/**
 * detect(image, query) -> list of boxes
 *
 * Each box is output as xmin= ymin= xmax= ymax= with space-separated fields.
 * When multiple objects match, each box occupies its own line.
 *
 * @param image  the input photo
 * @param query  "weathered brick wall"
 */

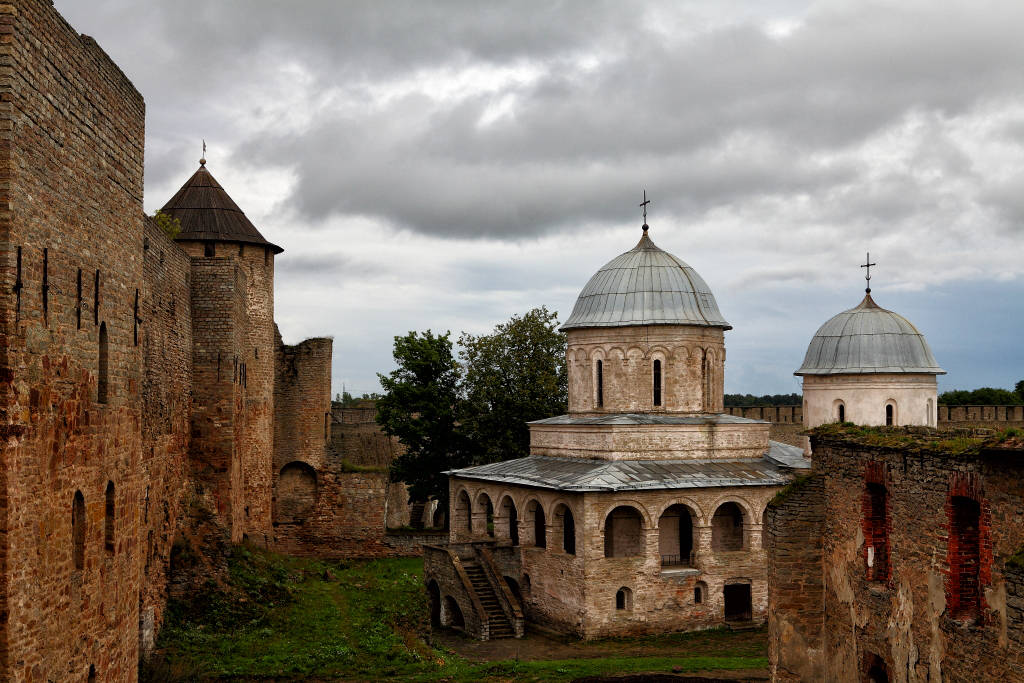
xmin=187 ymin=257 xmax=249 ymax=541
xmin=804 ymin=436 xmax=1024 ymax=682
xmin=765 ymin=474 xmax=824 ymax=682
xmin=0 ymin=1 xmax=146 ymax=680
xmin=273 ymin=468 xmax=421 ymax=558
xmin=273 ymin=335 xmax=331 ymax=472
xmin=138 ymin=218 xmax=194 ymax=657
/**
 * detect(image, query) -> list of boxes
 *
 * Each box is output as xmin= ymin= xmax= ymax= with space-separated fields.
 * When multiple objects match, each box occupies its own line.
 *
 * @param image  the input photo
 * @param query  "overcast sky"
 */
xmin=57 ymin=0 xmax=1024 ymax=398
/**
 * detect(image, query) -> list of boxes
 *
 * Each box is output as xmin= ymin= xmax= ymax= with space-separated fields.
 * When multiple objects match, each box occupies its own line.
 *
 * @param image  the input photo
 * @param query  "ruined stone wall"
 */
xmin=802 ymin=437 xmax=1024 ymax=682
xmin=0 ymin=1 xmax=147 ymax=679
xmin=330 ymin=408 xmax=404 ymax=468
xmin=765 ymin=474 xmax=824 ymax=682
xmin=447 ymin=477 xmax=781 ymax=639
xmin=138 ymin=218 xmax=194 ymax=657
xmin=273 ymin=335 xmax=332 ymax=473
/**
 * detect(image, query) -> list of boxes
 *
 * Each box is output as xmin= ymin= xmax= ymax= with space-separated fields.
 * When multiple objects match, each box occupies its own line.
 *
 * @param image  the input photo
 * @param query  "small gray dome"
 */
xmin=795 ymin=294 xmax=945 ymax=375
xmin=561 ymin=230 xmax=731 ymax=331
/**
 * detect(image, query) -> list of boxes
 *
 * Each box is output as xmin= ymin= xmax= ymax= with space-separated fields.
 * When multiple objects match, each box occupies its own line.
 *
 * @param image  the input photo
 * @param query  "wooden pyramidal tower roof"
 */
xmin=161 ymin=160 xmax=283 ymax=254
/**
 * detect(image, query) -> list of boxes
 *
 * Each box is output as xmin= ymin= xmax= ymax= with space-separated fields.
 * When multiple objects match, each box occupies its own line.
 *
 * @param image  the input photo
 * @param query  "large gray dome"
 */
xmin=561 ymin=230 xmax=731 ymax=331
xmin=795 ymin=293 xmax=944 ymax=376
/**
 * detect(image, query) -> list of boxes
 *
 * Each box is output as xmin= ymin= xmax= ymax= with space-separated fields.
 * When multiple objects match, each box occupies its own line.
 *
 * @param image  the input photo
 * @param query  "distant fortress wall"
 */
xmin=725 ymin=404 xmax=1024 ymax=425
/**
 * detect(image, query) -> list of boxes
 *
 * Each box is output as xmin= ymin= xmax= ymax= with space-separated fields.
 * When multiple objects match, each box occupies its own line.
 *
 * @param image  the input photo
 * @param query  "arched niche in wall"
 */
xmin=276 ymin=461 xmax=318 ymax=523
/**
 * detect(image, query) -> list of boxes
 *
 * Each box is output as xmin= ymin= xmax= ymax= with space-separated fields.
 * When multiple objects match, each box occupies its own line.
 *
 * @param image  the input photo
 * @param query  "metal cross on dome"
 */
xmin=640 ymin=190 xmax=651 ymax=231
xmin=861 ymin=252 xmax=877 ymax=293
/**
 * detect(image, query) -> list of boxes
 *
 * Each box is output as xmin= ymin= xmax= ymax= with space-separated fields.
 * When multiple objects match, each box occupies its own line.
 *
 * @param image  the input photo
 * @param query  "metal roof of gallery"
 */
xmin=448 ymin=441 xmax=809 ymax=492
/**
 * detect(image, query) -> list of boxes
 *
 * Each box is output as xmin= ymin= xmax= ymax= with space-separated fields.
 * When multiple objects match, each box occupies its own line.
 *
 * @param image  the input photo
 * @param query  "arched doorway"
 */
xmin=724 ymin=583 xmax=752 ymax=622
xmin=276 ymin=461 xmax=318 ymax=523
xmin=658 ymin=504 xmax=694 ymax=566
xmin=427 ymin=580 xmax=441 ymax=628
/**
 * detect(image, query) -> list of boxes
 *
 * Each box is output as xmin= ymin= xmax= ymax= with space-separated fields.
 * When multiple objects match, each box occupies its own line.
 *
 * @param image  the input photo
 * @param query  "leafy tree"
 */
xmin=939 ymin=387 xmax=1023 ymax=405
xmin=377 ymin=331 xmax=468 ymax=515
xmin=1017 ymin=380 xmax=1024 ymax=400
xmin=459 ymin=307 xmax=567 ymax=464
xmin=152 ymin=210 xmax=181 ymax=240
xmin=724 ymin=393 xmax=802 ymax=407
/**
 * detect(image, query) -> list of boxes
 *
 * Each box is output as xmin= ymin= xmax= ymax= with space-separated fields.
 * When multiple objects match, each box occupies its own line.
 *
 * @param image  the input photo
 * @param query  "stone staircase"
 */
xmin=462 ymin=562 xmax=515 ymax=639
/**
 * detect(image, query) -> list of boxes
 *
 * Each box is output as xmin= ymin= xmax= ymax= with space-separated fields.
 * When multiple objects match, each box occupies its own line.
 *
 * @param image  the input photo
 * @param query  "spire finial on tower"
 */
xmin=861 ymin=251 xmax=876 ymax=293
xmin=200 ymin=139 xmax=207 ymax=166
xmin=639 ymin=189 xmax=651 ymax=232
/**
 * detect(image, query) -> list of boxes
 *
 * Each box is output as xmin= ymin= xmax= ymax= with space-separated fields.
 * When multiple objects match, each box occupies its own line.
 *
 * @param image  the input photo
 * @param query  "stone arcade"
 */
xmin=424 ymin=222 xmax=810 ymax=639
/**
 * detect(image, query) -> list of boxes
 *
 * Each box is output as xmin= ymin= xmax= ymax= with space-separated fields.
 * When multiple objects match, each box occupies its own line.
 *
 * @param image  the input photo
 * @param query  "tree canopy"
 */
xmin=459 ymin=306 xmax=567 ymax=464
xmin=376 ymin=308 xmax=568 ymax=517
xmin=724 ymin=393 xmax=802 ymax=407
xmin=939 ymin=384 xmax=1024 ymax=406
xmin=376 ymin=330 xmax=469 ymax=511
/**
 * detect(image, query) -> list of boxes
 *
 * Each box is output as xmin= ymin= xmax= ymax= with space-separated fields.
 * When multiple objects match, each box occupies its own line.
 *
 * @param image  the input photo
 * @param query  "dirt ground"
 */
xmin=430 ymin=627 xmax=769 ymax=681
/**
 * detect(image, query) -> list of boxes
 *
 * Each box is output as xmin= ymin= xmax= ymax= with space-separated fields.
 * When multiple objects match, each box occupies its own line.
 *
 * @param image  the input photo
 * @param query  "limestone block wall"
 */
xmin=801 ymin=373 xmax=938 ymax=428
xmin=780 ymin=436 xmax=1024 ymax=682
xmin=566 ymin=326 xmax=725 ymax=414
xmin=446 ymin=477 xmax=782 ymax=638
xmin=528 ymin=421 xmax=770 ymax=460
xmin=0 ymin=1 xmax=148 ymax=680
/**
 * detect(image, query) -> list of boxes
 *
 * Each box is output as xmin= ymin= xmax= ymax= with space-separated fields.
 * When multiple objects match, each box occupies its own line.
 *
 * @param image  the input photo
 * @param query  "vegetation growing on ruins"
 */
xmin=145 ymin=546 xmax=767 ymax=681
xmin=768 ymin=473 xmax=816 ymax=508
xmin=151 ymin=210 xmax=182 ymax=240
xmin=811 ymin=423 xmax=1024 ymax=455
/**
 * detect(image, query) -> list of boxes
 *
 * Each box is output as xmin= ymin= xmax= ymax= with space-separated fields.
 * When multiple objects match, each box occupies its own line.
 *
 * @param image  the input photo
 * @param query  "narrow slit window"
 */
xmin=76 ymin=269 xmax=83 ymax=329
xmin=42 ymin=248 xmax=49 ymax=324
xmin=596 ymin=360 xmax=604 ymax=407
xmin=653 ymin=359 xmax=662 ymax=407
xmin=838 ymin=403 xmax=845 ymax=423
xmin=885 ymin=404 xmax=894 ymax=426
xmin=94 ymin=270 xmax=100 ymax=325
xmin=14 ymin=246 xmax=22 ymax=321
xmin=98 ymin=322 xmax=109 ymax=404
xmin=204 ymin=243 xmax=215 ymax=257
xmin=104 ymin=481 xmax=115 ymax=554
xmin=73 ymin=491 xmax=86 ymax=571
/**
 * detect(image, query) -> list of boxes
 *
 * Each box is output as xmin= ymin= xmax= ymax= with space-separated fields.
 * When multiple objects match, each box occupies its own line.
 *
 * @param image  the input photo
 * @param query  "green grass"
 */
xmin=148 ymin=546 xmax=766 ymax=681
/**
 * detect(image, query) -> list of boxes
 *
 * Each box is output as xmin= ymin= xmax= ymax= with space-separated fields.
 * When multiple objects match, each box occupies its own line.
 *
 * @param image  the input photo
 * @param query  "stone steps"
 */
xmin=463 ymin=563 xmax=515 ymax=638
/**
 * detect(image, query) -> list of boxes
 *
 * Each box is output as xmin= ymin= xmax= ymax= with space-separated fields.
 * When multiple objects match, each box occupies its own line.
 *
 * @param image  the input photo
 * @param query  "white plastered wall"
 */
xmin=802 ymin=373 xmax=938 ymax=428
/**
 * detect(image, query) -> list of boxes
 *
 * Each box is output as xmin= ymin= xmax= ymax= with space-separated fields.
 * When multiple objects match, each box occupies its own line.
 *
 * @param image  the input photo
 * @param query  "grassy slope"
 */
xmin=149 ymin=546 xmax=766 ymax=681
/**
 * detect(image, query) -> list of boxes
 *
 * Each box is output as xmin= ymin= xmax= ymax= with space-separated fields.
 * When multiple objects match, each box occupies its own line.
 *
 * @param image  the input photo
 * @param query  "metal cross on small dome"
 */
xmin=861 ymin=252 xmax=877 ymax=293
xmin=200 ymin=139 xmax=207 ymax=166
xmin=640 ymin=190 xmax=651 ymax=232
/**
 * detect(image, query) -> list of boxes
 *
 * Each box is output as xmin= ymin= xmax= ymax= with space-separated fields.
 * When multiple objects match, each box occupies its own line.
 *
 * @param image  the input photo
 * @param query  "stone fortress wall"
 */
xmin=0 ymin=2 xmax=395 ymax=679
xmin=0 ymin=2 xmax=151 ymax=679
xmin=766 ymin=433 xmax=1024 ymax=682
xmin=726 ymin=404 xmax=1024 ymax=449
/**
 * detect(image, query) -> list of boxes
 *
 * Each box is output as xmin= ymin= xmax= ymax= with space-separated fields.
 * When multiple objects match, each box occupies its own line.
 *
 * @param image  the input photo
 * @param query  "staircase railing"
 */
xmin=475 ymin=545 xmax=525 ymax=638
